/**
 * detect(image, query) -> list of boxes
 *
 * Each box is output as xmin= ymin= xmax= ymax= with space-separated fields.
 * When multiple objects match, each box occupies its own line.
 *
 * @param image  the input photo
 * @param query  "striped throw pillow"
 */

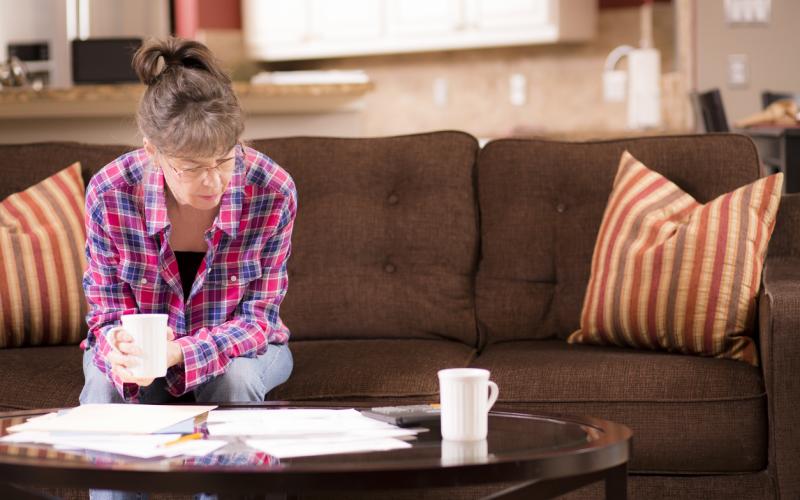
xmin=0 ymin=162 xmax=87 ymax=348
xmin=568 ymin=151 xmax=783 ymax=365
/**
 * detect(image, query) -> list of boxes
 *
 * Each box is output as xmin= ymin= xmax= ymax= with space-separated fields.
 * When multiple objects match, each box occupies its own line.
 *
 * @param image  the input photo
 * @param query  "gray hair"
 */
xmin=132 ymin=36 xmax=243 ymax=159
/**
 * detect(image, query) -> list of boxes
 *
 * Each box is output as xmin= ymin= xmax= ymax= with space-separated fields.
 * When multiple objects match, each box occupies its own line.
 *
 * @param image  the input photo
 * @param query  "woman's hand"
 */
xmin=167 ymin=329 xmax=184 ymax=369
xmin=108 ymin=326 xmax=180 ymax=387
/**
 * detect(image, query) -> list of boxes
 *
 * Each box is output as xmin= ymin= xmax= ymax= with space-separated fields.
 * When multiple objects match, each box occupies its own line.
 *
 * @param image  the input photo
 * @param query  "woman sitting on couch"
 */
xmin=79 ymin=37 xmax=296 ymax=407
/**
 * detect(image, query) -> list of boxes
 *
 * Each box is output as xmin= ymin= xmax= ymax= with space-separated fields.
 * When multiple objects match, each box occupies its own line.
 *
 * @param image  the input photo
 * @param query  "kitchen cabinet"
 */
xmin=309 ymin=0 xmax=382 ymax=41
xmin=386 ymin=0 xmax=463 ymax=38
xmin=248 ymin=3 xmax=307 ymax=46
xmin=243 ymin=0 xmax=596 ymax=62
xmin=466 ymin=0 xmax=549 ymax=31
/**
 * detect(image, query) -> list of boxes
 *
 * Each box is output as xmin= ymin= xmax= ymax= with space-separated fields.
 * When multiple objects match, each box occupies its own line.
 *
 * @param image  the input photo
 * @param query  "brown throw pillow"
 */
xmin=0 ymin=162 xmax=87 ymax=347
xmin=568 ymin=151 xmax=783 ymax=365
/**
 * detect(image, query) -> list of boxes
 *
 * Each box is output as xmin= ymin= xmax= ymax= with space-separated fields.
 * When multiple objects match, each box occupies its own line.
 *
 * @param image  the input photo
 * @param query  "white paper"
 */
xmin=53 ymin=434 xmax=182 ymax=458
xmin=7 ymin=404 xmax=216 ymax=435
xmin=54 ymin=439 xmax=226 ymax=459
xmin=206 ymin=408 xmax=362 ymax=423
xmin=246 ymin=437 xmax=411 ymax=459
xmin=3 ymin=431 xmax=226 ymax=459
xmin=206 ymin=409 xmax=414 ymax=437
xmin=0 ymin=431 xmax=58 ymax=444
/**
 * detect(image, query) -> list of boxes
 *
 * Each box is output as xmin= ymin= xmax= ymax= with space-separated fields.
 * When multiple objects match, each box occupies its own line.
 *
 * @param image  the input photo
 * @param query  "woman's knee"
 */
xmin=194 ymin=358 xmax=266 ymax=403
xmin=263 ymin=344 xmax=292 ymax=394
xmin=80 ymin=350 xmax=123 ymax=405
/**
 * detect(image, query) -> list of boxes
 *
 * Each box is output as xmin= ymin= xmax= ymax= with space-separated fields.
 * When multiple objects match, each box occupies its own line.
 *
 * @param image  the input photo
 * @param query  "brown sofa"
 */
xmin=0 ymin=132 xmax=798 ymax=499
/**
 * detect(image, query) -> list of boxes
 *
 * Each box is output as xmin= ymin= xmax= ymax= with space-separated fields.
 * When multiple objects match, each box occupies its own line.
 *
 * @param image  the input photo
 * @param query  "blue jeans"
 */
xmin=80 ymin=343 xmax=293 ymax=500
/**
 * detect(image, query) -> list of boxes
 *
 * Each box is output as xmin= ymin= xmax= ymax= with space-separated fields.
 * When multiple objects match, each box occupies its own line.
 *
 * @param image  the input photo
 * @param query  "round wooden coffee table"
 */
xmin=0 ymin=404 xmax=631 ymax=499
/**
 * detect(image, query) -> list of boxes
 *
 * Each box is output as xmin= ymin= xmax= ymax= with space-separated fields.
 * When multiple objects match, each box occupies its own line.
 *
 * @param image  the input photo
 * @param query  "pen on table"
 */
xmin=161 ymin=432 xmax=203 ymax=448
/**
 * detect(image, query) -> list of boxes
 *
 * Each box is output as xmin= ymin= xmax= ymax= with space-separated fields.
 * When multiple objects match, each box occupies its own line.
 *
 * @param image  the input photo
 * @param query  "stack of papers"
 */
xmin=1 ymin=406 xmax=421 ymax=460
xmin=1 ymin=431 xmax=225 ymax=459
xmin=6 ymin=404 xmax=215 ymax=434
xmin=208 ymin=409 xmax=419 ymax=459
xmin=1 ymin=404 xmax=223 ymax=459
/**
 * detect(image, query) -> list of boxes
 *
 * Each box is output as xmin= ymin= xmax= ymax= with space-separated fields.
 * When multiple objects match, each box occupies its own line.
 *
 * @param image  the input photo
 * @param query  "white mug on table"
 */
xmin=438 ymin=368 xmax=499 ymax=441
xmin=108 ymin=314 xmax=168 ymax=378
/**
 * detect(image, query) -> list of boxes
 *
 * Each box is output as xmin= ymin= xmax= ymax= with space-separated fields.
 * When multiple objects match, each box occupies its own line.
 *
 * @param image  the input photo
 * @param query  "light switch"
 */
xmin=724 ymin=0 xmax=771 ymax=24
xmin=728 ymin=54 xmax=748 ymax=87
xmin=433 ymin=77 xmax=448 ymax=107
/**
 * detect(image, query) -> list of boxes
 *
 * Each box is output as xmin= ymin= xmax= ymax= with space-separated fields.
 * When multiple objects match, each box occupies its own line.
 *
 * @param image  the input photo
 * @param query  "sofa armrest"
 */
xmin=759 ymin=257 xmax=800 ymax=499
xmin=767 ymin=193 xmax=800 ymax=259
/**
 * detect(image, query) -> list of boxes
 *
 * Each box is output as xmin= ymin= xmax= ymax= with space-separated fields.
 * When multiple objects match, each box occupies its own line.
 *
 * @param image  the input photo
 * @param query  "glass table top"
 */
xmin=0 ymin=407 xmax=613 ymax=474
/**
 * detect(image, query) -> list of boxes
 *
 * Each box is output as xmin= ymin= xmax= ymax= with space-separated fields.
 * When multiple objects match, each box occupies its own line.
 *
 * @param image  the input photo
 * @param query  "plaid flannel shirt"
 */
xmin=81 ymin=145 xmax=296 ymax=402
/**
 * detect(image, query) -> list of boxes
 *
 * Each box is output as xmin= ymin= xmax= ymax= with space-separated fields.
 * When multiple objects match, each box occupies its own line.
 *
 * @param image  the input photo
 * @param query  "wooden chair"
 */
xmin=691 ymin=88 xmax=730 ymax=133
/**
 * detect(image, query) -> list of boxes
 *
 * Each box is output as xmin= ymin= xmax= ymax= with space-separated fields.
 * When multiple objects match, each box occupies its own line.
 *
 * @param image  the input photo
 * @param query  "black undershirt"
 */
xmin=174 ymin=251 xmax=205 ymax=301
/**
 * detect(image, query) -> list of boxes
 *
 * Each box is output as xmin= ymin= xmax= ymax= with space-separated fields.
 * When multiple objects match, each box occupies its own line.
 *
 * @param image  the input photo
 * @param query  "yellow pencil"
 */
xmin=161 ymin=432 xmax=203 ymax=448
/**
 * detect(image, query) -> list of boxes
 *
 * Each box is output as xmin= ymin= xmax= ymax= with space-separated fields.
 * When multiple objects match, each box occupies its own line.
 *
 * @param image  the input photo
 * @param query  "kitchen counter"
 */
xmin=0 ymin=82 xmax=374 ymax=118
xmin=0 ymin=82 xmax=374 ymax=143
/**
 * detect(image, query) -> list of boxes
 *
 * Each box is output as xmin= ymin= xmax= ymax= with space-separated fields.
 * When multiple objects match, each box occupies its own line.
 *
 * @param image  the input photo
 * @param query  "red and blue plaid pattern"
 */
xmin=81 ymin=145 xmax=296 ymax=402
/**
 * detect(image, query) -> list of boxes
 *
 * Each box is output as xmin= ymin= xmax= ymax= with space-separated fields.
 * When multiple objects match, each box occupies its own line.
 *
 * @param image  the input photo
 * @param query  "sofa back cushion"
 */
xmin=0 ymin=142 xmax=131 ymax=201
xmin=251 ymin=132 xmax=480 ymax=345
xmin=475 ymin=134 xmax=762 ymax=345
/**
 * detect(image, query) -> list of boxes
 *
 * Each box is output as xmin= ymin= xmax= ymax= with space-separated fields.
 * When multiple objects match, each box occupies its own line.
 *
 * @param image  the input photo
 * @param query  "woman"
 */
xmin=80 ymin=37 xmax=295 ymax=408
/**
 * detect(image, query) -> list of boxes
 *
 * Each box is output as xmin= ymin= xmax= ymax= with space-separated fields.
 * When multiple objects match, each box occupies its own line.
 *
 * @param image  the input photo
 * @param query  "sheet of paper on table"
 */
xmin=6 ymin=404 xmax=217 ymax=435
xmin=206 ymin=408 xmax=420 ymax=438
xmin=0 ymin=431 xmax=227 ymax=459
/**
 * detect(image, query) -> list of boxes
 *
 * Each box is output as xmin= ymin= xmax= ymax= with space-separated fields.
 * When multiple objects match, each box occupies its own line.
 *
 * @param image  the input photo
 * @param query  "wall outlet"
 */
xmin=509 ymin=73 xmax=526 ymax=106
xmin=433 ymin=77 xmax=448 ymax=107
xmin=728 ymin=54 xmax=749 ymax=87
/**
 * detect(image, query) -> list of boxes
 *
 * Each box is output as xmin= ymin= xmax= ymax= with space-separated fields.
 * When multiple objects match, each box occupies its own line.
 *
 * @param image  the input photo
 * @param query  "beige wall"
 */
xmin=255 ymin=4 xmax=682 ymax=139
xmin=696 ymin=0 xmax=800 ymax=125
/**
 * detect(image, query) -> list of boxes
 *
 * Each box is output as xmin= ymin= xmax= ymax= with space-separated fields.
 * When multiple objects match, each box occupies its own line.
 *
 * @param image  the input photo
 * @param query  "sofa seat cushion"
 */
xmin=271 ymin=339 xmax=476 ymax=401
xmin=0 ymin=346 xmax=83 ymax=411
xmin=471 ymin=340 xmax=766 ymax=474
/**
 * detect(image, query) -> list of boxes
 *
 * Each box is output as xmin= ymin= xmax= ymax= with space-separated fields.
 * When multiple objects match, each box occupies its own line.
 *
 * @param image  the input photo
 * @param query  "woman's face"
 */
xmin=146 ymin=140 xmax=237 ymax=210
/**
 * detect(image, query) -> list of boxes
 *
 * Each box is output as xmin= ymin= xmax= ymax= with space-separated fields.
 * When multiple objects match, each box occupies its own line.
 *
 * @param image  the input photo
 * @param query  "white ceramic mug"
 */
xmin=438 ymin=368 xmax=499 ymax=441
xmin=109 ymin=314 xmax=168 ymax=378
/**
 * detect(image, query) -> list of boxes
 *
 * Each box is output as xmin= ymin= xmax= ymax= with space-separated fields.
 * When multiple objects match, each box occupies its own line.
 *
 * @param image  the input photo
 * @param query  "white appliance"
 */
xmin=601 ymin=1 xmax=661 ymax=130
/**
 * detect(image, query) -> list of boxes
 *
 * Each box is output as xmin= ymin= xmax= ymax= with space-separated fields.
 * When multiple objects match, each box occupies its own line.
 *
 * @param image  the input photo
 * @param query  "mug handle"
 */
xmin=487 ymin=381 xmax=499 ymax=411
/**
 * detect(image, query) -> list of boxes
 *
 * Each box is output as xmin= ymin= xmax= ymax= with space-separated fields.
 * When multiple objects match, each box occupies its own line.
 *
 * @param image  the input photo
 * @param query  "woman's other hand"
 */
xmin=166 ymin=327 xmax=184 ymax=368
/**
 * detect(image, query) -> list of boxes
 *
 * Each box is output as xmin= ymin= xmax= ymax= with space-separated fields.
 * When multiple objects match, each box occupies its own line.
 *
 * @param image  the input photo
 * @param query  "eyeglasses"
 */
xmin=159 ymin=145 xmax=239 ymax=181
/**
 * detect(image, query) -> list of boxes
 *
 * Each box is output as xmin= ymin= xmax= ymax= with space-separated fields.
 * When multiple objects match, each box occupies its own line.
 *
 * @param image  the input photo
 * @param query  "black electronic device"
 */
xmin=360 ymin=404 xmax=441 ymax=427
xmin=71 ymin=38 xmax=142 ymax=84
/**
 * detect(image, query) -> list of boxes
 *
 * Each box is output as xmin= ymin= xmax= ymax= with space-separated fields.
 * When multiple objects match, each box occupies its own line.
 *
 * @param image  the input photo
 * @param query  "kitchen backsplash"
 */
xmin=203 ymin=3 xmax=688 ymax=139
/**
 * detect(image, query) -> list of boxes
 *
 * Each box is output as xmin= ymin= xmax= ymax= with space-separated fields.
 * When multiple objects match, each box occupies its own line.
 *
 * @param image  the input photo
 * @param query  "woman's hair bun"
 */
xmin=132 ymin=36 xmax=230 ymax=86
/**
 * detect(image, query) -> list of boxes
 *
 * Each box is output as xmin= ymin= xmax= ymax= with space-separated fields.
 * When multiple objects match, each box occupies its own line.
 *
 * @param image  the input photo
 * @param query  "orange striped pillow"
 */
xmin=568 ymin=151 xmax=783 ymax=365
xmin=0 ymin=162 xmax=87 ymax=348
